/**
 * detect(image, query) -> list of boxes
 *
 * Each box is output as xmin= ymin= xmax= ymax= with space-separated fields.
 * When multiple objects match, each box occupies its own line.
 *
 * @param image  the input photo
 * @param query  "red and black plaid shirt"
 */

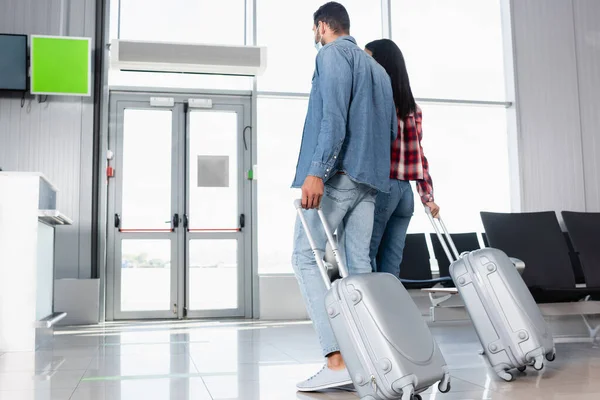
xmin=390 ymin=106 xmax=434 ymax=204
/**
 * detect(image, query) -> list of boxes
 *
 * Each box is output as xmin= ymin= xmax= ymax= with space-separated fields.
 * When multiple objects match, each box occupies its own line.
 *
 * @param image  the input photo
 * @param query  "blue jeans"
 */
xmin=369 ymin=180 xmax=415 ymax=276
xmin=292 ymin=174 xmax=377 ymax=357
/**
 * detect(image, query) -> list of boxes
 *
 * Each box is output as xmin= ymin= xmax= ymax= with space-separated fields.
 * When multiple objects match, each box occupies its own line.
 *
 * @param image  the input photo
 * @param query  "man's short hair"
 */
xmin=313 ymin=2 xmax=350 ymax=34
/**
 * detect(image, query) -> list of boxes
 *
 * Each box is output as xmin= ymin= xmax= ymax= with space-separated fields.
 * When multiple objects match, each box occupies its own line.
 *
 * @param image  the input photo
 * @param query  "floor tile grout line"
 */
xmin=80 ymin=373 xmax=208 ymax=382
xmin=269 ymin=343 xmax=309 ymax=364
xmin=65 ymin=369 xmax=87 ymax=400
xmin=198 ymin=375 xmax=216 ymax=400
xmin=447 ymin=375 xmax=491 ymax=392
xmin=267 ymin=341 xmax=328 ymax=365
xmin=61 ymin=340 xmax=98 ymax=400
xmin=187 ymin=347 xmax=216 ymax=399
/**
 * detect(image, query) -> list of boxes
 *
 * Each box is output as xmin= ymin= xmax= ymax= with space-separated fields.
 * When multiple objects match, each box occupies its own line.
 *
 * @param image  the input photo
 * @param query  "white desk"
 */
xmin=0 ymin=172 xmax=71 ymax=351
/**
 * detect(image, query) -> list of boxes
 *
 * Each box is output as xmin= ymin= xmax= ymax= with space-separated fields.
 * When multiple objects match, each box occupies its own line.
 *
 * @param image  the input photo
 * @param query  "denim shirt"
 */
xmin=292 ymin=36 xmax=397 ymax=193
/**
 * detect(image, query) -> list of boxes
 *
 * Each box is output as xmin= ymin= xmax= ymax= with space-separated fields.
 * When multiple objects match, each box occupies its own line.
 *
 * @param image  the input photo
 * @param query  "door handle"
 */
xmin=239 ymin=214 xmax=245 ymax=229
xmin=114 ymin=213 xmax=121 ymax=229
xmin=183 ymin=214 xmax=189 ymax=229
xmin=172 ymin=213 xmax=179 ymax=229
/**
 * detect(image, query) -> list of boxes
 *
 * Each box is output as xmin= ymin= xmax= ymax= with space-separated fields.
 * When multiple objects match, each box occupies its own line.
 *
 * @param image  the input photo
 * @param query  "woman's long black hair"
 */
xmin=365 ymin=39 xmax=416 ymax=120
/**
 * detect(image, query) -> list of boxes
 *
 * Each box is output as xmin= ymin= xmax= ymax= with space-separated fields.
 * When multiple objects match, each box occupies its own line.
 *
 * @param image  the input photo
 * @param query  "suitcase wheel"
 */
xmin=517 ymin=366 xmax=527 ymax=373
xmin=438 ymin=381 xmax=451 ymax=393
xmin=401 ymin=385 xmax=414 ymax=400
xmin=413 ymin=395 xmax=422 ymax=400
xmin=546 ymin=352 xmax=556 ymax=362
xmin=533 ymin=355 xmax=544 ymax=371
xmin=498 ymin=371 xmax=514 ymax=382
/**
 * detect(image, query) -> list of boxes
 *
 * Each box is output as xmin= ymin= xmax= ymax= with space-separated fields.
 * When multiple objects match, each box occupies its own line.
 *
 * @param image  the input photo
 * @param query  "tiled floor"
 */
xmin=0 ymin=320 xmax=599 ymax=399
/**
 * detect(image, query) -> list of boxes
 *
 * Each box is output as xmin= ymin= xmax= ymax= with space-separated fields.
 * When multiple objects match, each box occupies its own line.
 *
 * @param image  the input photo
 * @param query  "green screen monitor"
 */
xmin=30 ymin=35 xmax=92 ymax=96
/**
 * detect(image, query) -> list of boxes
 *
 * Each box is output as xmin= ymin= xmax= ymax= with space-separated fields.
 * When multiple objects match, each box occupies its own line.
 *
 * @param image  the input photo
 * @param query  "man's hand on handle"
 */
xmin=426 ymin=201 xmax=440 ymax=219
xmin=301 ymin=176 xmax=324 ymax=209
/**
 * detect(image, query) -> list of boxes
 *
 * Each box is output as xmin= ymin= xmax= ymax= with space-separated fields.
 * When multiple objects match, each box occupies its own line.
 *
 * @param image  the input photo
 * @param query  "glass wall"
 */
xmin=118 ymin=0 xmax=245 ymax=45
xmin=255 ymin=0 xmax=510 ymax=273
xmin=390 ymin=0 xmax=506 ymax=101
xmin=256 ymin=98 xmax=307 ymax=272
xmin=405 ymin=104 xmax=510 ymax=234
xmin=110 ymin=0 xmax=512 ymax=274
xmin=108 ymin=0 xmax=252 ymax=90
xmin=256 ymin=0 xmax=383 ymax=93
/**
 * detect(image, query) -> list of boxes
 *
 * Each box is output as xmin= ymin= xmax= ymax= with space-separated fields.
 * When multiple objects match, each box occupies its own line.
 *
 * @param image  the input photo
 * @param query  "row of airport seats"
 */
xmin=398 ymin=232 xmax=488 ymax=289
xmin=481 ymin=211 xmax=600 ymax=302
xmin=398 ymin=211 xmax=600 ymax=303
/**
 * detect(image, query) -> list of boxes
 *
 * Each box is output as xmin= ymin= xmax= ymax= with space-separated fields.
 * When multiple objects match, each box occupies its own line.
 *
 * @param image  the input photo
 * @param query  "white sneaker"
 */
xmin=296 ymin=365 xmax=353 ymax=392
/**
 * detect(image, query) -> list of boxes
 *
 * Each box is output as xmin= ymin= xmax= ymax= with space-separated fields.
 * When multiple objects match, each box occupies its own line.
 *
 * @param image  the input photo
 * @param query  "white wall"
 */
xmin=511 ymin=0 xmax=600 ymax=213
xmin=573 ymin=0 xmax=600 ymax=211
xmin=259 ymin=275 xmax=308 ymax=320
xmin=0 ymin=0 xmax=98 ymax=278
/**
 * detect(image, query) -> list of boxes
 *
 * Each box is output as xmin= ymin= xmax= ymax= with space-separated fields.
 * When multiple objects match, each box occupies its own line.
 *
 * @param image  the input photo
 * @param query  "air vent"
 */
xmin=110 ymin=39 xmax=267 ymax=76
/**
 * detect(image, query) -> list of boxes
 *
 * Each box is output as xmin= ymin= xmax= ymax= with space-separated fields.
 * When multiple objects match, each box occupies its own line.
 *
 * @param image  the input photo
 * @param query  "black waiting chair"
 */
xmin=562 ymin=211 xmax=600 ymax=288
xmin=430 ymin=232 xmax=482 ymax=287
xmin=482 ymin=232 xmax=490 ymax=248
xmin=398 ymin=234 xmax=452 ymax=289
xmin=480 ymin=211 xmax=600 ymax=303
xmin=329 ymin=233 xmax=443 ymax=288
xmin=563 ymin=232 xmax=586 ymax=285
xmin=398 ymin=234 xmax=435 ymax=288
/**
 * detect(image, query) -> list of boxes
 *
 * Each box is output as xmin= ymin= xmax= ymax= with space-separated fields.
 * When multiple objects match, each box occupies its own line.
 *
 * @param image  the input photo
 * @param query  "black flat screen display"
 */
xmin=0 ymin=34 xmax=28 ymax=91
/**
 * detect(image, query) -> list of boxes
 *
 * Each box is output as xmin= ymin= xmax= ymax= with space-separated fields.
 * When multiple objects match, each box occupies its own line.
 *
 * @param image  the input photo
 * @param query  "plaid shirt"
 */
xmin=390 ymin=106 xmax=434 ymax=204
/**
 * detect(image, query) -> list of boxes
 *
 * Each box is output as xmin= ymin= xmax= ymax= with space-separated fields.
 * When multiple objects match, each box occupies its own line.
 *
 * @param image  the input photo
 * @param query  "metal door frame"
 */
xmin=106 ymin=91 xmax=253 ymax=320
xmin=183 ymin=103 xmax=249 ymax=319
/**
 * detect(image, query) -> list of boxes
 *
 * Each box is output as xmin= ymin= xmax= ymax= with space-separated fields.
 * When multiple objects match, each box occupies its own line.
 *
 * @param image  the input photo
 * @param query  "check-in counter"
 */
xmin=0 ymin=172 xmax=71 ymax=351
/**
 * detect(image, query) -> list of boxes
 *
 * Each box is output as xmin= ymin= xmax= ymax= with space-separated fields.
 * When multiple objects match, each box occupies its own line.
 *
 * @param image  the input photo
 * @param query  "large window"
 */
xmin=391 ymin=0 xmax=506 ymax=101
xmin=257 ymin=98 xmax=307 ymax=273
xmin=406 ymin=104 xmax=511 ymax=234
xmin=389 ymin=0 xmax=511 ymax=235
xmin=109 ymin=0 xmax=513 ymax=275
xmin=255 ymin=1 xmax=385 ymax=273
xmin=255 ymin=0 xmax=511 ymax=274
xmin=109 ymin=0 xmax=251 ymax=90
xmin=256 ymin=0 xmax=383 ymax=93
xmin=117 ymin=0 xmax=245 ymax=45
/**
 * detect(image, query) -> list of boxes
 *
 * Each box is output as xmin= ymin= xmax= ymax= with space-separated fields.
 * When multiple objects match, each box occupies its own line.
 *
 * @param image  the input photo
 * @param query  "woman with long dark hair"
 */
xmin=365 ymin=39 xmax=440 ymax=276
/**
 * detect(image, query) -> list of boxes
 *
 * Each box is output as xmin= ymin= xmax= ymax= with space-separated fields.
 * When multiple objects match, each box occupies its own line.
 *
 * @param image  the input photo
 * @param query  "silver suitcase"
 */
xmin=427 ymin=209 xmax=556 ymax=381
xmin=295 ymin=200 xmax=451 ymax=400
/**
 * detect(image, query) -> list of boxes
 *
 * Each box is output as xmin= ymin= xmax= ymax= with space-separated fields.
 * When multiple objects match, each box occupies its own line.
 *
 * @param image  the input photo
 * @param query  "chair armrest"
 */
xmin=421 ymin=288 xmax=459 ymax=294
xmin=509 ymin=257 xmax=526 ymax=274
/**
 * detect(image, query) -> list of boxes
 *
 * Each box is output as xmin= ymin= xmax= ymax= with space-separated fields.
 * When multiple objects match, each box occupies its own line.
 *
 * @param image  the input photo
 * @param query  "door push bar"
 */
xmin=114 ymin=213 xmax=176 ymax=233
xmin=115 ymin=213 xmax=246 ymax=233
xmin=185 ymin=213 xmax=245 ymax=232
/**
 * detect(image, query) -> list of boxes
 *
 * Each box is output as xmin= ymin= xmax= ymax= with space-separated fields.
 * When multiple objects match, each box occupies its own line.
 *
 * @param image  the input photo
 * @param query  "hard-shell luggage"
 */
xmin=426 ymin=208 xmax=556 ymax=381
xmin=295 ymin=200 xmax=451 ymax=400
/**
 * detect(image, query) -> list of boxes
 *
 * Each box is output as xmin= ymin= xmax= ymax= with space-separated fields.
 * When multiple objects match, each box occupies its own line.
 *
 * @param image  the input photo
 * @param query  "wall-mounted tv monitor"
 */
xmin=30 ymin=35 xmax=92 ymax=96
xmin=0 ymin=34 xmax=28 ymax=91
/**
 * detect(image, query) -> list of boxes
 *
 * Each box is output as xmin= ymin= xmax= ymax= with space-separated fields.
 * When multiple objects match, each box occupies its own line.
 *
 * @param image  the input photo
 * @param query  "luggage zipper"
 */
xmin=335 ymin=283 xmax=387 ymax=398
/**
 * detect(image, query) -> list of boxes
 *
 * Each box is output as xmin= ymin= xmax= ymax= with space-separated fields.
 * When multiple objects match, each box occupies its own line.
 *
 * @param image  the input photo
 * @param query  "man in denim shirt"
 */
xmin=292 ymin=2 xmax=397 ymax=392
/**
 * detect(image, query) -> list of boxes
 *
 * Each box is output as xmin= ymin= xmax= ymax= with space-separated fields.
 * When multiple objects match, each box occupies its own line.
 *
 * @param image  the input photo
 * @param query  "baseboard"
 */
xmin=259 ymin=274 xmax=308 ymax=320
xmin=54 ymin=279 xmax=100 ymax=325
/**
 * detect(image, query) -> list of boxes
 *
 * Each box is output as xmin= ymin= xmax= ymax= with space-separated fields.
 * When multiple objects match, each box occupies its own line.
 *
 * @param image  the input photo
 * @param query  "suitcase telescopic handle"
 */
xmin=425 ymin=206 xmax=461 ymax=263
xmin=425 ymin=208 xmax=526 ymax=274
xmin=294 ymin=200 xmax=350 ymax=288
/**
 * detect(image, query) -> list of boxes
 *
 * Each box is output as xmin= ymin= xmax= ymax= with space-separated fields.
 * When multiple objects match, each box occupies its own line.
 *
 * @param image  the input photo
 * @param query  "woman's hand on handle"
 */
xmin=425 ymin=201 xmax=440 ymax=219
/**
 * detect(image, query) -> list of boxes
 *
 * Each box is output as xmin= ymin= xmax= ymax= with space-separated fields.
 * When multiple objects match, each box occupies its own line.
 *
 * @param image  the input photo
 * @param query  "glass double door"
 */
xmin=108 ymin=93 xmax=252 ymax=320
